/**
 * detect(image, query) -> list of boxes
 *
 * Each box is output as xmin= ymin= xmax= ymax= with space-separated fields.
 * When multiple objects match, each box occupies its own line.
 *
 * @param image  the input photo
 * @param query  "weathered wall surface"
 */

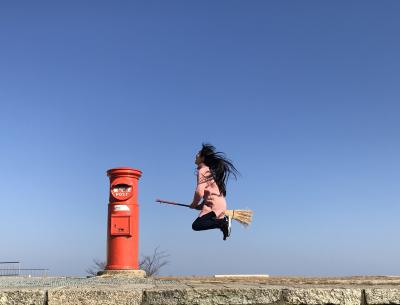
xmin=1 ymin=276 xmax=400 ymax=305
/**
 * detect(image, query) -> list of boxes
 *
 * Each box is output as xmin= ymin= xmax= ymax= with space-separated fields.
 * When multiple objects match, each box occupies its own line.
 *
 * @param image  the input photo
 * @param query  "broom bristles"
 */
xmin=225 ymin=209 xmax=253 ymax=227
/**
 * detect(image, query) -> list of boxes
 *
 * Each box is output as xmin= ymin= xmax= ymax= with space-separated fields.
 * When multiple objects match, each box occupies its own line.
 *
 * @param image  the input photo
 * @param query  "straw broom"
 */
xmin=224 ymin=209 xmax=253 ymax=227
xmin=155 ymin=199 xmax=253 ymax=226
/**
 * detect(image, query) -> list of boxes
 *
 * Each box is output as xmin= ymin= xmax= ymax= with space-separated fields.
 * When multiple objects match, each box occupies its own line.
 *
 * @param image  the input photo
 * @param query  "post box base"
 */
xmin=97 ymin=269 xmax=146 ymax=278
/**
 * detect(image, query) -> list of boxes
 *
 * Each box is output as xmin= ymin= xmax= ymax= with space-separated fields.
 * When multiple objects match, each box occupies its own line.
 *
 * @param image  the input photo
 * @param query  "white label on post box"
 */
xmin=114 ymin=205 xmax=130 ymax=211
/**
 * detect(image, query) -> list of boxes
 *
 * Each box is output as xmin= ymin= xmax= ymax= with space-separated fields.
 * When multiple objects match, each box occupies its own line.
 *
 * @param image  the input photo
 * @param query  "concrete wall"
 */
xmin=1 ymin=276 xmax=400 ymax=305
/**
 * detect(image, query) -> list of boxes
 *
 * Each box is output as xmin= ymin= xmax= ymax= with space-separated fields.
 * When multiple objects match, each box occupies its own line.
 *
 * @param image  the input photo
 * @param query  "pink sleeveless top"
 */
xmin=191 ymin=163 xmax=227 ymax=219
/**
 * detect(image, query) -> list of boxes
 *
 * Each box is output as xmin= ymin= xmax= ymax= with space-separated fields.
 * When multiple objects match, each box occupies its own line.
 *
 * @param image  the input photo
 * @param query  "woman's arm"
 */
xmin=193 ymin=201 xmax=205 ymax=210
xmin=189 ymin=167 xmax=210 ymax=208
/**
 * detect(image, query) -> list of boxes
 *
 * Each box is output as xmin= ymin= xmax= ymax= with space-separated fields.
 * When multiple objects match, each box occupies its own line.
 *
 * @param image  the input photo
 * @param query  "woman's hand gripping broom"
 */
xmin=155 ymin=199 xmax=253 ymax=226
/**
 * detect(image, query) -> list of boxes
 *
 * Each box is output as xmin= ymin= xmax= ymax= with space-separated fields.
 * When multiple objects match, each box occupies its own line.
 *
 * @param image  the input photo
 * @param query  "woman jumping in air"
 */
xmin=190 ymin=143 xmax=239 ymax=240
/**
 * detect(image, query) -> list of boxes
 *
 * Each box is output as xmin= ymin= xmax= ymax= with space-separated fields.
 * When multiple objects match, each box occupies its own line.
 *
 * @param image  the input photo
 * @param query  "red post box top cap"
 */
xmin=107 ymin=167 xmax=142 ymax=177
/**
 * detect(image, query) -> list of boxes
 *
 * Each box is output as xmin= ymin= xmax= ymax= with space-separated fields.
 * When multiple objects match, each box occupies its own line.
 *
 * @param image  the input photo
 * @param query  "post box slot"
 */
xmin=111 ymin=184 xmax=133 ymax=199
xmin=111 ymin=216 xmax=131 ymax=236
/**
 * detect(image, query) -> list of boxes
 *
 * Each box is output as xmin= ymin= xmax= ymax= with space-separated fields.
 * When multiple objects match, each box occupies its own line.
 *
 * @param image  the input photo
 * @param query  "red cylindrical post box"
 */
xmin=105 ymin=167 xmax=142 ymax=270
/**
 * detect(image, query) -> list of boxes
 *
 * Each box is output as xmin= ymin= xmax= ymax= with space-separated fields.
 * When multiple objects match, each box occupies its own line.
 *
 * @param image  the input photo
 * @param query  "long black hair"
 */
xmin=198 ymin=143 xmax=239 ymax=196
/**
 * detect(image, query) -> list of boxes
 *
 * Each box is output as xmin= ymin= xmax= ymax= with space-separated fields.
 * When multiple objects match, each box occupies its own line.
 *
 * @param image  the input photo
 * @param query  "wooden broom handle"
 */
xmin=155 ymin=199 xmax=191 ymax=208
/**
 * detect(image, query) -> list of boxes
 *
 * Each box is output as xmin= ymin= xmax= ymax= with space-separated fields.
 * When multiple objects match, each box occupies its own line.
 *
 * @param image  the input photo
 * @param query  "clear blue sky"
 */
xmin=1 ymin=1 xmax=399 ymax=276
